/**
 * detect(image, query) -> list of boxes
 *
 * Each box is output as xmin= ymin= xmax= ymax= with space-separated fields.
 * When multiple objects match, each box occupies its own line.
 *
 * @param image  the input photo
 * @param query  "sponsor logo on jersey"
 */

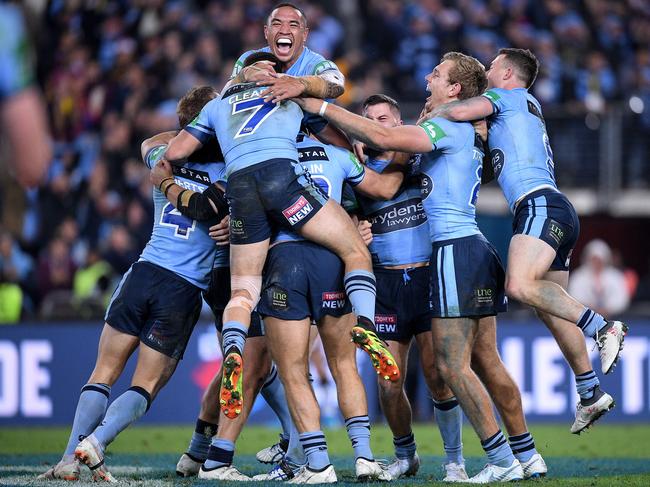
xmin=322 ymin=291 xmax=346 ymax=309
xmin=420 ymin=174 xmax=434 ymax=199
xmin=313 ymin=60 xmax=338 ymax=76
xmin=483 ymin=90 xmax=501 ymax=102
xmin=299 ymin=146 xmax=329 ymax=162
xmin=282 ymin=196 xmax=314 ymax=225
xmin=375 ymin=314 xmax=397 ymax=334
xmin=419 ymin=120 xmax=447 ymax=145
xmin=367 ymin=198 xmax=427 ymax=234
xmin=172 ymin=165 xmax=212 ymax=185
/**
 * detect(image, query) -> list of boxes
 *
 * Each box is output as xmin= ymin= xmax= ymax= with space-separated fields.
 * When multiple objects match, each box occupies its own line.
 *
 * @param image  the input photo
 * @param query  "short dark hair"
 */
xmin=177 ymin=86 xmax=218 ymax=127
xmin=498 ymin=48 xmax=539 ymax=88
xmin=362 ymin=94 xmax=401 ymax=115
xmin=441 ymin=52 xmax=488 ymax=99
xmin=267 ymin=2 xmax=308 ymax=28
xmin=243 ymin=51 xmax=283 ymax=72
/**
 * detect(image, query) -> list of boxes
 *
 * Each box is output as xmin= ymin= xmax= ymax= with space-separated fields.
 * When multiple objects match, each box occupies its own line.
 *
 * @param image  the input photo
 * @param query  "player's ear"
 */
xmin=263 ymin=24 xmax=269 ymax=42
xmin=449 ymin=82 xmax=461 ymax=98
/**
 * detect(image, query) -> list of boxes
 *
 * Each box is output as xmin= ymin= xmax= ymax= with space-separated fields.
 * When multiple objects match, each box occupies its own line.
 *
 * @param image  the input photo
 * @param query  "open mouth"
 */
xmin=275 ymin=37 xmax=293 ymax=56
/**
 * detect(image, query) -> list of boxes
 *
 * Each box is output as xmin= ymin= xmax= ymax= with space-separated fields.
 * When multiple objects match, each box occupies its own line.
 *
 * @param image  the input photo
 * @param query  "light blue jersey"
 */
xmin=482 ymin=88 xmax=558 ymax=211
xmin=0 ymin=4 xmax=33 ymax=100
xmin=232 ymin=46 xmax=342 ymax=133
xmin=140 ymin=145 xmax=224 ymax=289
xmin=186 ymin=84 xmax=302 ymax=177
xmin=418 ymin=118 xmax=484 ymax=242
xmin=274 ymin=134 xmax=365 ymax=244
xmin=356 ymin=156 xmax=430 ymax=267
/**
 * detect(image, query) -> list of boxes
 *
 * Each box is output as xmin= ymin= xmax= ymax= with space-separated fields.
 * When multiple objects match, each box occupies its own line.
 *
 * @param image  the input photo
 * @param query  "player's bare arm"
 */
xmin=140 ymin=131 xmax=177 ymax=160
xmin=165 ymin=130 xmax=203 ymax=162
xmin=260 ymin=74 xmax=344 ymax=103
xmin=355 ymin=152 xmax=410 ymax=200
xmin=427 ymin=96 xmax=494 ymax=122
xmin=295 ymin=97 xmax=433 ymax=154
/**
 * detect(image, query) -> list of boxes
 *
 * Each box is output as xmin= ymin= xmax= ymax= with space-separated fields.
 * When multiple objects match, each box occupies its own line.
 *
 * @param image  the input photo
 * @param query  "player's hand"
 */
xmin=150 ymin=159 xmax=173 ymax=187
xmin=241 ymin=61 xmax=277 ymax=83
xmin=472 ymin=119 xmax=488 ymax=142
xmin=357 ymin=219 xmax=373 ymax=246
xmin=353 ymin=142 xmax=368 ymax=164
xmin=259 ymin=75 xmax=305 ymax=103
xmin=209 ymin=215 xmax=230 ymax=246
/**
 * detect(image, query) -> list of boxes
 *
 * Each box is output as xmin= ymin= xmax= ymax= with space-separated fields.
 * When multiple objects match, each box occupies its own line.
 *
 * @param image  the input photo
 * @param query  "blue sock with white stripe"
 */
xmin=261 ymin=364 xmax=293 ymax=441
xmin=481 ymin=430 xmax=515 ymax=468
xmin=344 ymin=270 xmax=376 ymax=325
xmin=93 ymin=386 xmax=150 ymax=449
xmin=575 ymin=370 xmax=600 ymax=400
xmin=433 ymin=397 xmax=464 ymax=465
xmin=204 ymin=438 xmax=235 ymax=469
xmin=576 ymin=307 xmax=607 ymax=338
xmin=299 ymin=431 xmax=331 ymax=470
xmin=187 ymin=419 xmax=218 ymax=461
xmin=393 ymin=432 xmax=417 ymax=460
xmin=345 ymin=415 xmax=373 ymax=460
xmin=63 ymin=383 xmax=111 ymax=458
xmin=508 ymin=432 xmax=538 ymax=463
xmin=222 ymin=321 xmax=248 ymax=355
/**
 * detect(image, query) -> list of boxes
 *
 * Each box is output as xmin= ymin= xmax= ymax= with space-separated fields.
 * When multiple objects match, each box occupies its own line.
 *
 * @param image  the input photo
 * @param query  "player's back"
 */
xmin=141 ymin=145 xmax=224 ymax=290
xmin=419 ymin=118 xmax=483 ymax=242
xmin=273 ymin=134 xmax=364 ymax=244
xmin=482 ymin=87 xmax=558 ymax=211
xmin=191 ymin=83 xmax=303 ymax=177
xmin=357 ymin=156 xmax=430 ymax=267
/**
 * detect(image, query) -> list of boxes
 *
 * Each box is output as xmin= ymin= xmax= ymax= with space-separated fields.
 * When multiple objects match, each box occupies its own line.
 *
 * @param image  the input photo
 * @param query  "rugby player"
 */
xmin=294 ymin=52 xmax=544 ymax=482
xmin=254 ymin=131 xmax=404 ymax=484
xmin=352 ymin=94 xmax=465 ymax=481
xmin=423 ymin=48 xmax=626 ymax=433
xmin=38 ymin=86 xmax=223 ymax=482
xmin=164 ymin=52 xmax=399 ymax=426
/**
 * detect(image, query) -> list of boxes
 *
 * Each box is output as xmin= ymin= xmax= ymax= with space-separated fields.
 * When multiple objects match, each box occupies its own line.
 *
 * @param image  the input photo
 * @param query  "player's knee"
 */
xmin=505 ymin=276 xmax=528 ymax=302
xmin=378 ymin=376 xmax=404 ymax=398
xmin=225 ymin=275 xmax=262 ymax=313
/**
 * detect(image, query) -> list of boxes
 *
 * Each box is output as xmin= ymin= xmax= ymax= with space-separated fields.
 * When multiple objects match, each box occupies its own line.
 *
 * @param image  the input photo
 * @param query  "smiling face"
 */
xmin=264 ymin=6 xmax=309 ymax=67
xmin=424 ymin=59 xmax=458 ymax=108
xmin=363 ymin=102 xmax=402 ymax=128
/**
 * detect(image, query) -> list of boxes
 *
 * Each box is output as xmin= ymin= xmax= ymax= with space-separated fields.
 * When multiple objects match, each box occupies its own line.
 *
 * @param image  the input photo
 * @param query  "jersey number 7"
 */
xmin=232 ymin=97 xmax=279 ymax=138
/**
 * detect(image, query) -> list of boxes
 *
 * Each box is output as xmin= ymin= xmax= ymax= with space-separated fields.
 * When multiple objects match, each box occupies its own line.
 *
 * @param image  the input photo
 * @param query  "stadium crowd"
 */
xmin=0 ymin=0 xmax=649 ymax=322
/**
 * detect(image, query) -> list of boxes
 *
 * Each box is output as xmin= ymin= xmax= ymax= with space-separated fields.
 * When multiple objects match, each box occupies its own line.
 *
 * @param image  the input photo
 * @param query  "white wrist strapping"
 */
xmin=318 ymin=101 xmax=329 ymax=117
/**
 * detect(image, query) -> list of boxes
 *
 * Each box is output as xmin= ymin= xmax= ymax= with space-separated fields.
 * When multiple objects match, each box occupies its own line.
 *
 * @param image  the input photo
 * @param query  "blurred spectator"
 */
xmin=37 ymin=237 xmax=76 ymax=305
xmin=0 ymin=268 xmax=23 ymax=323
xmin=102 ymin=224 xmax=139 ymax=276
xmin=569 ymin=239 xmax=630 ymax=317
xmin=73 ymin=248 xmax=114 ymax=311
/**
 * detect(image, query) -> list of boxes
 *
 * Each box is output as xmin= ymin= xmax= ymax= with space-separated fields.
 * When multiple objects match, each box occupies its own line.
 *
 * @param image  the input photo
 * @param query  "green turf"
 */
xmin=1 ymin=424 xmax=649 ymax=485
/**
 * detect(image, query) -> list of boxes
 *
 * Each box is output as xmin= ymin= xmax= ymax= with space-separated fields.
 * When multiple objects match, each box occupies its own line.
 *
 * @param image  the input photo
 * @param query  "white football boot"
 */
xmin=355 ymin=458 xmax=391 ymax=481
xmin=520 ymin=453 xmax=548 ymax=479
xmin=287 ymin=465 xmax=337 ymax=484
xmin=37 ymin=457 xmax=80 ymax=481
xmin=256 ymin=439 xmax=287 ymax=464
xmin=198 ymin=464 xmax=251 ymax=481
xmin=74 ymin=436 xmax=116 ymax=483
xmin=175 ymin=453 xmax=203 ymax=477
xmin=443 ymin=462 xmax=469 ymax=482
xmin=467 ymin=459 xmax=524 ymax=483
xmin=387 ymin=453 xmax=420 ymax=479
xmin=571 ymin=388 xmax=615 ymax=434
xmin=596 ymin=321 xmax=628 ymax=374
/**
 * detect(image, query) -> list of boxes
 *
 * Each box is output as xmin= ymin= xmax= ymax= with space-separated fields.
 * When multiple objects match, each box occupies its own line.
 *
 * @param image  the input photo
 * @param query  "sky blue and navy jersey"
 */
xmin=482 ymin=88 xmax=558 ymax=211
xmin=185 ymin=84 xmax=302 ymax=177
xmin=274 ymin=134 xmax=365 ymax=244
xmin=232 ymin=46 xmax=342 ymax=133
xmin=356 ymin=156 xmax=430 ymax=267
xmin=418 ymin=117 xmax=484 ymax=242
xmin=140 ymin=145 xmax=225 ymax=289
xmin=0 ymin=4 xmax=34 ymax=100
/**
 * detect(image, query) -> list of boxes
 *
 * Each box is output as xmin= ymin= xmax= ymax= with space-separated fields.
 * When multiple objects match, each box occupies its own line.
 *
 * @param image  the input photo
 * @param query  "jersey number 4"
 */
xmin=161 ymin=203 xmax=196 ymax=239
xmin=232 ymin=97 xmax=278 ymax=138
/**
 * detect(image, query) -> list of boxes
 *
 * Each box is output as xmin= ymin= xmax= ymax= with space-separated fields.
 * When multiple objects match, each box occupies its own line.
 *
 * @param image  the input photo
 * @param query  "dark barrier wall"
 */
xmin=1 ymin=320 xmax=649 ymax=425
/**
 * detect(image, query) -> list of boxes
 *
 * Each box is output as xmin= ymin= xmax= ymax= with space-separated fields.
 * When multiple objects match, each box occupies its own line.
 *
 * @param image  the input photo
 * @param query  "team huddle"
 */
xmin=38 ymin=2 xmax=629 ymax=485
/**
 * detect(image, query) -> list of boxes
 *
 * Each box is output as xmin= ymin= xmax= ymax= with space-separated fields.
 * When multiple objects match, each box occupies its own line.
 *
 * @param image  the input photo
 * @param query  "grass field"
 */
xmin=1 ymin=424 xmax=649 ymax=485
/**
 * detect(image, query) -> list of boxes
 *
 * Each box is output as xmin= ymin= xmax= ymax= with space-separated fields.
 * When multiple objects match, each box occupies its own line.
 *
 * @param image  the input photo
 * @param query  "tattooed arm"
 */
xmin=426 ymin=96 xmax=494 ymax=122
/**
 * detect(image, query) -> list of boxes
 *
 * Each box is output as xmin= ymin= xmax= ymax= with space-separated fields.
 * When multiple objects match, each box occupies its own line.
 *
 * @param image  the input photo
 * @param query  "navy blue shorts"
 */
xmin=513 ymin=188 xmax=580 ymax=271
xmin=374 ymin=266 xmax=431 ymax=341
xmin=202 ymin=266 xmax=264 ymax=338
xmin=430 ymin=234 xmax=507 ymax=318
xmin=258 ymin=241 xmax=352 ymax=322
xmin=226 ymin=159 xmax=328 ymax=245
xmin=105 ymin=261 xmax=202 ymax=360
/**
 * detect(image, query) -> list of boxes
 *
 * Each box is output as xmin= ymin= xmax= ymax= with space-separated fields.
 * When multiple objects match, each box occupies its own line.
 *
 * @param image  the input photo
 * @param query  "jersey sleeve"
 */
xmin=338 ymin=149 xmax=365 ymax=186
xmin=418 ymin=117 xmax=459 ymax=153
xmin=185 ymin=99 xmax=217 ymax=144
xmin=0 ymin=5 xmax=34 ymax=100
xmin=231 ymin=50 xmax=254 ymax=78
xmin=143 ymin=144 xmax=167 ymax=169
xmin=481 ymin=88 xmax=510 ymax=114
